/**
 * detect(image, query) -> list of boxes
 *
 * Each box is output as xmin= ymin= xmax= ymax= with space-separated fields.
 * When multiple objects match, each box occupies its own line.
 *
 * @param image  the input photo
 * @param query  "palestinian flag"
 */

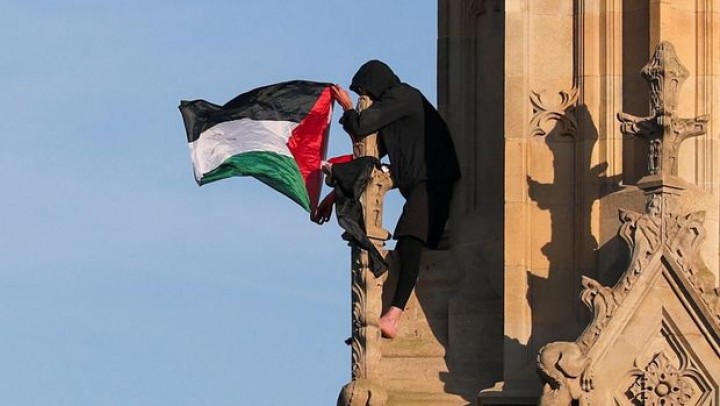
xmin=179 ymin=80 xmax=333 ymax=212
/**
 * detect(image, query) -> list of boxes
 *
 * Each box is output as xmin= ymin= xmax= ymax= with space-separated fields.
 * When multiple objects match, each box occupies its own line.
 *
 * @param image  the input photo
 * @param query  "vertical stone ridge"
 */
xmin=338 ymin=96 xmax=393 ymax=406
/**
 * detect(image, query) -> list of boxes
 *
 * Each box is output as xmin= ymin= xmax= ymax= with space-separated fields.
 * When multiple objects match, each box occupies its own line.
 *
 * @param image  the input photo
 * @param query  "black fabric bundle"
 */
xmin=331 ymin=156 xmax=388 ymax=277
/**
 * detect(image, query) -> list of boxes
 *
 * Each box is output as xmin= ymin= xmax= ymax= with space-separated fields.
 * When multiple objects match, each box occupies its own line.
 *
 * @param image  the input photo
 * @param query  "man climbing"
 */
xmin=317 ymin=60 xmax=460 ymax=338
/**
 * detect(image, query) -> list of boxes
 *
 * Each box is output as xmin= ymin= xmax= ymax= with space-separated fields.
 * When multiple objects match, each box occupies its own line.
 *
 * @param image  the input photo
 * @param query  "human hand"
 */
xmin=320 ymin=160 xmax=333 ymax=177
xmin=331 ymin=85 xmax=354 ymax=111
xmin=310 ymin=192 xmax=336 ymax=224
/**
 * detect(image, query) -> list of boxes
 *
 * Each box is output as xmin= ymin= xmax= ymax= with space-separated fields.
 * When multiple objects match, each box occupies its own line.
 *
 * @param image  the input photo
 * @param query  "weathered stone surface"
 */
xmin=340 ymin=1 xmax=720 ymax=404
xmin=536 ymin=42 xmax=720 ymax=405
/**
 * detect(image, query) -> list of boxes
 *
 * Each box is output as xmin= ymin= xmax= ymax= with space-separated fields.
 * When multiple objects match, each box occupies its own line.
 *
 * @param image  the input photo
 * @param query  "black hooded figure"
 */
xmin=332 ymin=60 xmax=461 ymax=338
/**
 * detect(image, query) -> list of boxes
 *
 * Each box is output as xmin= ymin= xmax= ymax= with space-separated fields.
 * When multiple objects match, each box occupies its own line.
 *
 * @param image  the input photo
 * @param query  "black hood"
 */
xmin=349 ymin=60 xmax=400 ymax=100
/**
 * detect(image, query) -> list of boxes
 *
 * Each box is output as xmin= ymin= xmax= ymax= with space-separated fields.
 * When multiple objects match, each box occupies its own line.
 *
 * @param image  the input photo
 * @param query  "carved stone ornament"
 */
xmin=529 ymin=87 xmax=578 ymax=137
xmin=618 ymin=195 xmax=663 ymax=281
xmin=616 ymin=194 xmax=707 ymax=289
xmin=626 ymin=352 xmax=695 ymax=405
xmin=537 ymin=341 xmax=593 ymax=406
xmin=349 ymin=252 xmax=369 ymax=381
xmin=538 ymin=197 xmax=716 ymax=405
xmin=577 ymin=276 xmax=620 ymax=350
xmin=617 ymin=42 xmax=710 ymax=176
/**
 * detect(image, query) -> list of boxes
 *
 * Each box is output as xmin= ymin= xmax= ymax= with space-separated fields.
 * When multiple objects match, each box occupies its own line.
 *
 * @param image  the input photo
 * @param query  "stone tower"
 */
xmin=338 ymin=0 xmax=720 ymax=404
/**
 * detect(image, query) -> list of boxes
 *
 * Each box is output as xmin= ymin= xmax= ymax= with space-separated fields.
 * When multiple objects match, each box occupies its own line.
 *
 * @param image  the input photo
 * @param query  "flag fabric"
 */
xmin=179 ymin=80 xmax=334 ymax=212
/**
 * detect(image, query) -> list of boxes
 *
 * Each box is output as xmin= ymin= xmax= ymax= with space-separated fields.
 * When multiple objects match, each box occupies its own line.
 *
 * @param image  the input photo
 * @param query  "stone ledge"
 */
xmin=386 ymin=391 xmax=467 ymax=406
xmin=381 ymin=336 xmax=446 ymax=358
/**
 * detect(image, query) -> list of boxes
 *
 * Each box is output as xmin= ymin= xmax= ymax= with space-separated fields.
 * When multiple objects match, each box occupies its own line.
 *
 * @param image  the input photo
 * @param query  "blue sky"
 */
xmin=0 ymin=1 xmax=437 ymax=404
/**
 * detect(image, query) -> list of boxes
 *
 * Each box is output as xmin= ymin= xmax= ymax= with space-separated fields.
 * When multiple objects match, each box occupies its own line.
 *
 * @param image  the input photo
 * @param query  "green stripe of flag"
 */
xmin=200 ymin=151 xmax=310 ymax=212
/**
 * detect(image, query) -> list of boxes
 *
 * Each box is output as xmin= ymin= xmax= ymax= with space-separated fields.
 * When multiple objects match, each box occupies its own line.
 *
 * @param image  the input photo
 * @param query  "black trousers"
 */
xmin=392 ymin=236 xmax=424 ymax=309
xmin=391 ymin=180 xmax=455 ymax=309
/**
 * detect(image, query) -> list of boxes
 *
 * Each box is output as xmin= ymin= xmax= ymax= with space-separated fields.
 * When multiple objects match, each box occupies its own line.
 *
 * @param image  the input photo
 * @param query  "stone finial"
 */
xmin=641 ymin=41 xmax=689 ymax=116
xmin=617 ymin=41 xmax=709 ymax=178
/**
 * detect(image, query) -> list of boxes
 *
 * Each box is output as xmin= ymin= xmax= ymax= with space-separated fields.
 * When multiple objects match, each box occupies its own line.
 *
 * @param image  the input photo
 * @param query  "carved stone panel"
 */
xmin=615 ymin=316 xmax=717 ymax=406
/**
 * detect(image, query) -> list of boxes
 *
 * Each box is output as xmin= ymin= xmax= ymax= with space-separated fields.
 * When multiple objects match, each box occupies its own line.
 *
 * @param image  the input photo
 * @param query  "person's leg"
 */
xmin=379 ymin=235 xmax=424 ymax=338
xmin=392 ymin=236 xmax=424 ymax=309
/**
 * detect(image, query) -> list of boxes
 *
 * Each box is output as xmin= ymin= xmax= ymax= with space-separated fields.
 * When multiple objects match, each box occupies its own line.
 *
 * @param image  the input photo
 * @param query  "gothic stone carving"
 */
xmin=537 ymin=342 xmax=593 ymax=406
xmin=577 ymin=276 xmax=619 ymax=350
xmin=349 ymin=249 xmax=370 ymax=381
xmin=626 ymin=352 xmax=695 ymax=405
xmin=617 ymin=194 xmax=706 ymax=292
xmin=529 ymin=87 xmax=578 ymax=138
xmin=536 ymin=42 xmax=719 ymax=406
xmin=617 ymin=316 xmax=717 ymax=405
xmin=617 ymin=42 xmax=709 ymax=176
xmin=538 ymin=195 xmax=715 ymax=405
xmin=338 ymin=379 xmax=388 ymax=406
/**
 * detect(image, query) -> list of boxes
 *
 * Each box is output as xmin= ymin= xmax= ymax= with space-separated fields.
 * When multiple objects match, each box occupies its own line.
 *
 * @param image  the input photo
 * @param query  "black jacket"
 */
xmin=339 ymin=60 xmax=460 ymax=197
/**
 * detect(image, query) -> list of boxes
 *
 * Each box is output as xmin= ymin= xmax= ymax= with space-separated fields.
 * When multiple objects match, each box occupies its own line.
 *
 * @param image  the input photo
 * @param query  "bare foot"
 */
xmin=379 ymin=306 xmax=403 ymax=339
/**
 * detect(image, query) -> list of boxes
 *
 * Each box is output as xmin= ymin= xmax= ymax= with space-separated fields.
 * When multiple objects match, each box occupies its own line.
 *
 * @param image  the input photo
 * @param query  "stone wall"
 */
xmin=437 ymin=0 xmax=720 ymax=404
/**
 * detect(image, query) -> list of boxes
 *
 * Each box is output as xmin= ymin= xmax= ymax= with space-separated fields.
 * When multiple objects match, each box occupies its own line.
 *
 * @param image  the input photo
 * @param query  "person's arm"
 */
xmin=331 ymin=85 xmax=412 ymax=140
xmin=339 ymin=97 xmax=411 ymax=140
